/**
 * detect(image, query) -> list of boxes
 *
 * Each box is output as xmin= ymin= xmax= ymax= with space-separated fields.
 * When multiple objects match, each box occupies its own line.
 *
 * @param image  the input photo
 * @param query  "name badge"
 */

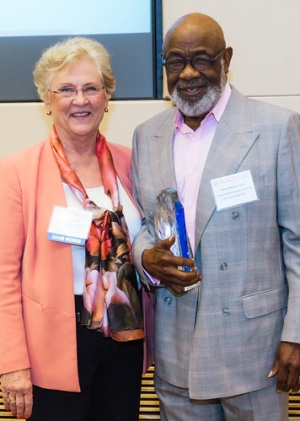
xmin=47 ymin=206 xmax=93 ymax=245
xmin=211 ymin=170 xmax=259 ymax=211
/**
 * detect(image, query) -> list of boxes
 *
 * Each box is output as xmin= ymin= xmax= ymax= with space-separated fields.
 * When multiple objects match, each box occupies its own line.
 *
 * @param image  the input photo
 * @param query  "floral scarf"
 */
xmin=50 ymin=127 xmax=144 ymax=341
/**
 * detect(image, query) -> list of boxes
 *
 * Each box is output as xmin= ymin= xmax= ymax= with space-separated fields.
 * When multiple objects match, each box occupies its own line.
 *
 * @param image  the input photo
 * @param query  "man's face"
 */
xmin=163 ymin=23 xmax=231 ymax=119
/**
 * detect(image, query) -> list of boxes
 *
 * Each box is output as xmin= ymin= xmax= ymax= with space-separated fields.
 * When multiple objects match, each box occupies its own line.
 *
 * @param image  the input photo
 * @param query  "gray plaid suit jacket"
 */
xmin=131 ymin=86 xmax=300 ymax=400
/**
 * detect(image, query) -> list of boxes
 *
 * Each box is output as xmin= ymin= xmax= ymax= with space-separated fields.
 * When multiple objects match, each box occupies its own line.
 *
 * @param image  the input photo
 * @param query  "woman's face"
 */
xmin=45 ymin=57 xmax=109 ymax=144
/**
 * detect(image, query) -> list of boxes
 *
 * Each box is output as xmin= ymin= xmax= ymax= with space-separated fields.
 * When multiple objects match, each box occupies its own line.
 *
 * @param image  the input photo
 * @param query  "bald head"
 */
xmin=163 ymin=13 xmax=226 ymax=55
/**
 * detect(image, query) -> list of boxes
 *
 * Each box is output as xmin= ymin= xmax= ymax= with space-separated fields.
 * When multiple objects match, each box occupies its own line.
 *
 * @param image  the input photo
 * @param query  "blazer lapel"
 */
xmin=194 ymin=88 xmax=259 ymax=247
xmin=151 ymin=109 xmax=177 ymax=192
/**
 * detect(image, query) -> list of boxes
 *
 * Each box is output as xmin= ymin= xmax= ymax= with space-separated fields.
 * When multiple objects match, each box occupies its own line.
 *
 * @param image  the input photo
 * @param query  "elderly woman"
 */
xmin=0 ymin=37 xmax=145 ymax=421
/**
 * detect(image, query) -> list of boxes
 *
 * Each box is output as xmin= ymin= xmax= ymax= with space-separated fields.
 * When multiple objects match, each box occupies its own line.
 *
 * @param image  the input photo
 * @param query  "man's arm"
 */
xmin=131 ymin=127 xmax=200 ymax=295
xmin=271 ymin=111 xmax=300 ymax=392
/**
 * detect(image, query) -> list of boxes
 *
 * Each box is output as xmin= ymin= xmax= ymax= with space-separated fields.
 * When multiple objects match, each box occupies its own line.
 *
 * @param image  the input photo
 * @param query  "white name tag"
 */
xmin=211 ymin=170 xmax=259 ymax=211
xmin=47 ymin=206 xmax=93 ymax=246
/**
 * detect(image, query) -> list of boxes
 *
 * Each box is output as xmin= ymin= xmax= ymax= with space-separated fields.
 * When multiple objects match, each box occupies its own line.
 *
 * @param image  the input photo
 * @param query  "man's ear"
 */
xmin=223 ymin=47 xmax=233 ymax=74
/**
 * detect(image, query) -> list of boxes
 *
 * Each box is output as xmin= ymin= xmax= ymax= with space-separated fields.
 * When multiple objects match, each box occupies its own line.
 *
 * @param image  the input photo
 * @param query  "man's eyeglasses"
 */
xmin=48 ymin=85 xmax=105 ymax=98
xmin=162 ymin=47 xmax=225 ymax=73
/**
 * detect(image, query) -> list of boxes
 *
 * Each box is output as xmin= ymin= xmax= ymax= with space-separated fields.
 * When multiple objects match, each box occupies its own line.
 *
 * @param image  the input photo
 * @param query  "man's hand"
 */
xmin=1 ymin=368 xmax=33 ymax=419
xmin=142 ymin=236 xmax=201 ymax=294
xmin=269 ymin=341 xmax=300 ymax=393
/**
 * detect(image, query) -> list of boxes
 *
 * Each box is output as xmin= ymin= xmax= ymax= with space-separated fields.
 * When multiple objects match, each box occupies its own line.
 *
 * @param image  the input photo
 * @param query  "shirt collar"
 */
xmin=174 ymin=83 xmax=232 ymax=132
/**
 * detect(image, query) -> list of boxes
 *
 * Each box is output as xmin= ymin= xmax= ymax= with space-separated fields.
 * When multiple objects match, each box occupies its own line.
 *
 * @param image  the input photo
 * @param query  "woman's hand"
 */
xmin=1 ymin=368 xmax=33 ymax=419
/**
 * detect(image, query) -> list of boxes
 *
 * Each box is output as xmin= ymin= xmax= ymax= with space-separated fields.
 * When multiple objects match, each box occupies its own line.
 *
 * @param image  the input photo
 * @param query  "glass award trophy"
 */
xmin=154 ymin=188 xmax=200 ymax=291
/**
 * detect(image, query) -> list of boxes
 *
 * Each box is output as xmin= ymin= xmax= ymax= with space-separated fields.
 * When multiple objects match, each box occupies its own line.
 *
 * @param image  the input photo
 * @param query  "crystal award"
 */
xmin=154 ymin=188 xmax=200 ymax=291
xmin=154 ymin=188 xmax=192 ymax=271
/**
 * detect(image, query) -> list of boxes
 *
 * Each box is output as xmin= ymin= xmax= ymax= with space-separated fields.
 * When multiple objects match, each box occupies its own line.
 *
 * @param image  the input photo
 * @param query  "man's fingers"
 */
xmin=156 ymin=236 xmax=176 ymax=250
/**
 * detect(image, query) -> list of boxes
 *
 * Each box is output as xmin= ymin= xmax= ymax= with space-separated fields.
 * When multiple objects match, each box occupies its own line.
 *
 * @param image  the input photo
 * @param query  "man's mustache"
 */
xmin=175 ymin=79 xmax=207 ymax=90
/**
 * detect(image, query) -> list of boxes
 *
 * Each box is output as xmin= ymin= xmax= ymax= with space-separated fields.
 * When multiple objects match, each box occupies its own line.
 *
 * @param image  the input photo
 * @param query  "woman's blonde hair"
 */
xmin=33 ymin=37 xmax=116 ymax=101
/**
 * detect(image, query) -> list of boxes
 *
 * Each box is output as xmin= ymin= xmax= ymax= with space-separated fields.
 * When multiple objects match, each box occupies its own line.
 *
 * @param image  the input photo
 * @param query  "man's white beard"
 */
xmin=169 ymin=63 xmax=227 ymax=118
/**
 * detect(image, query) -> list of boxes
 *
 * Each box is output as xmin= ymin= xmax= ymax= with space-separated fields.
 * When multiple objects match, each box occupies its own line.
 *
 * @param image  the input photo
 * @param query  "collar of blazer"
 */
xmin=194 ymin=87 xmax=259 ymax=247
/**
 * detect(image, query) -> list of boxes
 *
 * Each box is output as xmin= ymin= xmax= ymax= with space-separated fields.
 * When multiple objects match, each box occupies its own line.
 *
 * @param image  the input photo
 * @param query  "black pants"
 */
xmin=29 ymin=296 xmax=143 ymax=421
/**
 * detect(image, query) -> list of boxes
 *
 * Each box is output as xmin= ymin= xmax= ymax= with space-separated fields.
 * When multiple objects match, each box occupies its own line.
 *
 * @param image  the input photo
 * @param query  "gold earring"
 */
xmin=46 ymin=111 xmax=52 ymax=116
xmin=104 ymin=108 xmax=109 ymax=113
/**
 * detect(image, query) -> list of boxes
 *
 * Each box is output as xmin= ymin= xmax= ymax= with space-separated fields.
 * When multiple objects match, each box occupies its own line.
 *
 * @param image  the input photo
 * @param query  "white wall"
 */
xmin=0 ymin=100 xmax=172 ymax=157
xmin=1 ymin=0 xmax=300 ymax=157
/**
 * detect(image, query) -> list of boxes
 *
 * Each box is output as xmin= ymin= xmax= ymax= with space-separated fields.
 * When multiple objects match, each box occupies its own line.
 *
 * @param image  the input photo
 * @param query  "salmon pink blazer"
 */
xmin=0 ymin=137 xmax=154 ymax=391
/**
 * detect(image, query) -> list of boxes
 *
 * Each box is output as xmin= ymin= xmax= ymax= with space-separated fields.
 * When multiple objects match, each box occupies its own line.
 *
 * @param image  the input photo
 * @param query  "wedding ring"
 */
xmin=6 ymin=397 xmax=16 ymax=403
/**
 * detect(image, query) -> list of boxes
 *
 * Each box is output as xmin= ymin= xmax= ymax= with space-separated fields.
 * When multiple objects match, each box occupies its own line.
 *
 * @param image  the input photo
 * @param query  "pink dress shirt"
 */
xmin=174 ymin=83 xmax=232 ymax=254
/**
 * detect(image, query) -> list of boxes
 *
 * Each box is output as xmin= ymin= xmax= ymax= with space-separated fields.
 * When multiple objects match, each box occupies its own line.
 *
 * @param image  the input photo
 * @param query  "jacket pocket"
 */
xmin=242 ymin=285 xmax=288 ymax=318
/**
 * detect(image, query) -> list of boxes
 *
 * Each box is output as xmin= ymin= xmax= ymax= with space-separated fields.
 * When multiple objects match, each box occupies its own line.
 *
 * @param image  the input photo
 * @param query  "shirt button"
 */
xmin=232 ymin=211 xmax=240 ymax=220
xmin=222 ymin=308 xmax=230 ymax=315
xmin=220 ymin=262 xmax=228 ymax=270
xmin=164 ymin=296 xmax=172 ymax=305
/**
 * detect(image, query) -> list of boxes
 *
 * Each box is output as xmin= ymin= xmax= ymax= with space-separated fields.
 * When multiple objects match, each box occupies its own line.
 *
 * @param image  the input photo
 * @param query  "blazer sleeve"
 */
xmin=0 ymin=155 xmax=30 ymax=374
xmin=277 ymin=111 xmax=300 ymax=343
xmin=131 ymin=127 xmax=156 ymax=289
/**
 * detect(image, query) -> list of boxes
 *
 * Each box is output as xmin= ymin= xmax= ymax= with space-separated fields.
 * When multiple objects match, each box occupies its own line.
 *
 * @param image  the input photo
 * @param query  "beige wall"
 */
xmin=1 ymin=0 xmax=300 ymax=157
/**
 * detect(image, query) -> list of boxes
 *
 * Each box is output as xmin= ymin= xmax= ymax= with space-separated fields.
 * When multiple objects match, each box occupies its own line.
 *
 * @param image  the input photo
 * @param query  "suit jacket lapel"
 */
xmin=152 ymin=108 xmax=177 ymax=192
xmin=194 ymin=88 xmax=259 ymax=247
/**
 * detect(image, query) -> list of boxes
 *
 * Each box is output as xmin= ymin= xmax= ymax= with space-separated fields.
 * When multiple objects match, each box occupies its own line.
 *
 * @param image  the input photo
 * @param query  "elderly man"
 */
xmin=132 ymin=12 xmax=300 ymax=421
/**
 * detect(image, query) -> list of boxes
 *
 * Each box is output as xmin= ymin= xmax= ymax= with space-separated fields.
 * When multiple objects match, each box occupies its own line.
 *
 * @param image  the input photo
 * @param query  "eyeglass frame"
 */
xmin=48 ymin=85 xmax=105 ymax=98
xmin=161 ymin=47 xmax=226 ymax=73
